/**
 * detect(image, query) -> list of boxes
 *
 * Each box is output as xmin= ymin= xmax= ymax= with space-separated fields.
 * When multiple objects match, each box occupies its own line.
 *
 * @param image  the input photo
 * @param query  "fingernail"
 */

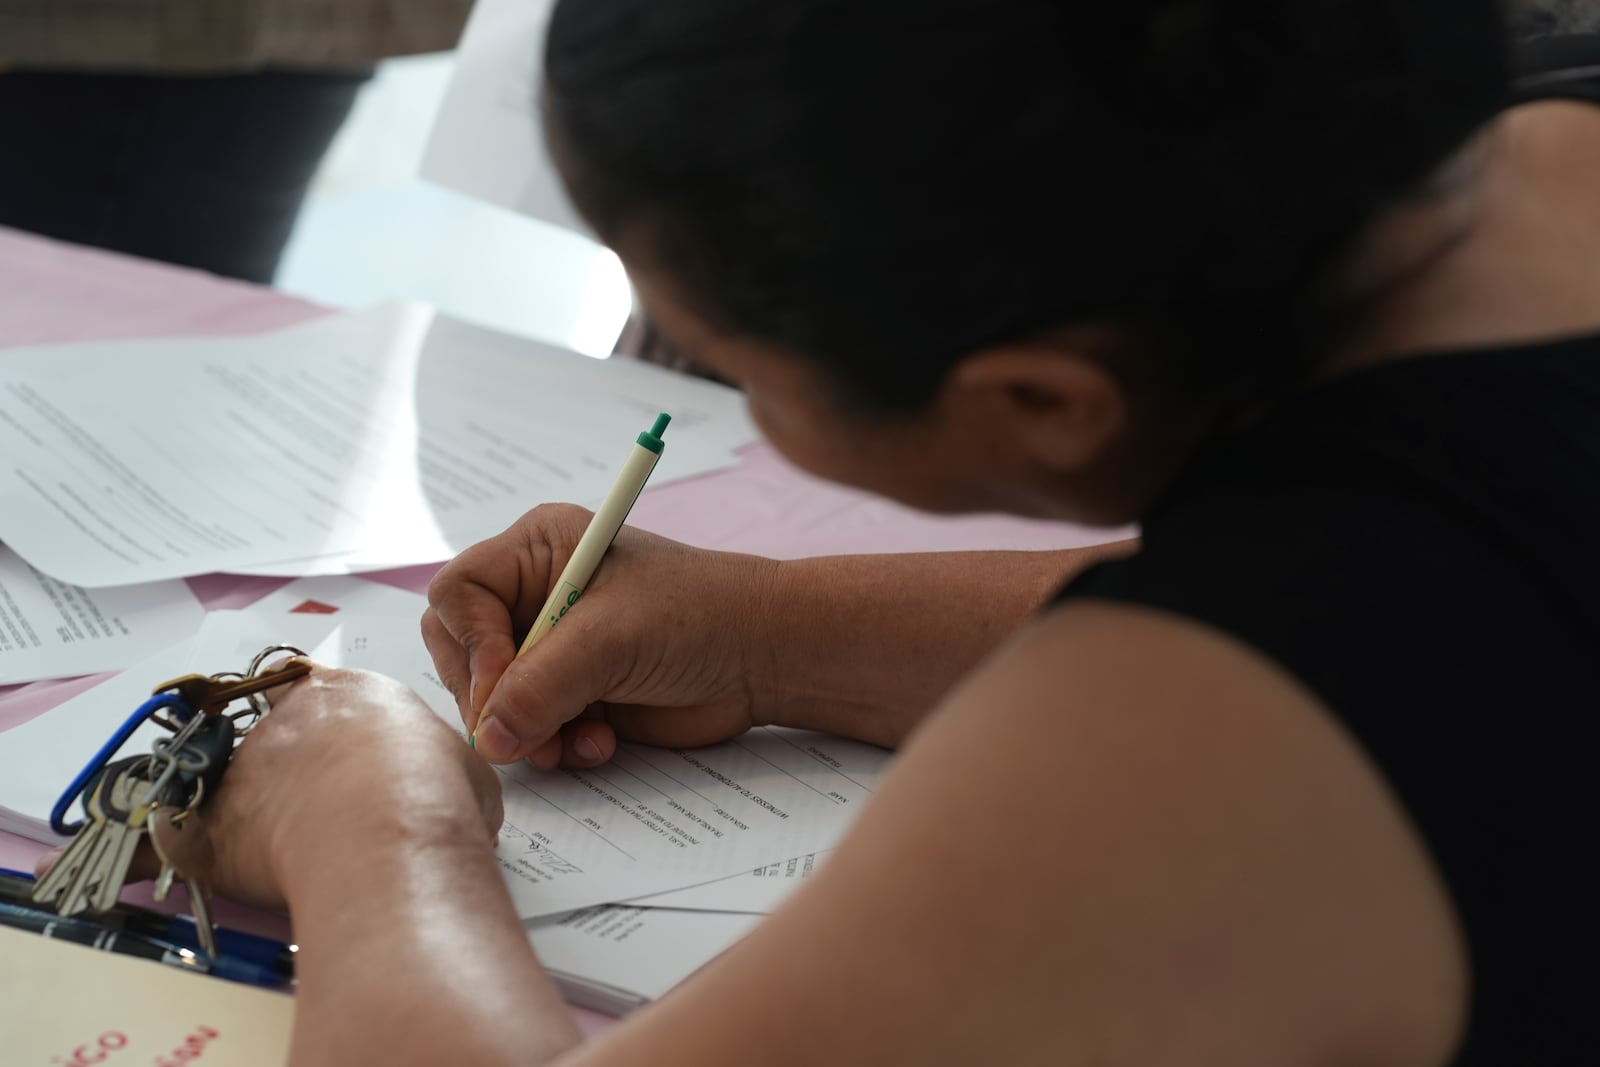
xmin=35 ymin=846 xmax=64 ymax=877
xmin=475 ymin=716 xmax=521 ymax=763
xmin=468 ymin=678 xmax=479 ymax=715
xmin=573 ymin=736 xmax=602 ymax=764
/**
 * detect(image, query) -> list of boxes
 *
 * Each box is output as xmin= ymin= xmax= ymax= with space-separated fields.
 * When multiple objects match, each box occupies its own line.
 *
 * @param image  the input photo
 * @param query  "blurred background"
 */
xmin=276 ymin=52 xmax=632 ymax=360
xmin=3 ymin=0 xmax=1585 ymax=363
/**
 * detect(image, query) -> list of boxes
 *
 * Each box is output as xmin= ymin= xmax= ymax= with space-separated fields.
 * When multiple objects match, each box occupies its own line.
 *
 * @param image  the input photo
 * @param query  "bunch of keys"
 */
xmin=31 ymin=645 xmax=310 ymax=958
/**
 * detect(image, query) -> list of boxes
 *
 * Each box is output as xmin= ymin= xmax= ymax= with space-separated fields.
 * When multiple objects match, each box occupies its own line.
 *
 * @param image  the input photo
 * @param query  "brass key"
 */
xmin=36 ymin=644 xmax=308 ymax=942
xmin=152 ymin=659 xmax=311 ymax=717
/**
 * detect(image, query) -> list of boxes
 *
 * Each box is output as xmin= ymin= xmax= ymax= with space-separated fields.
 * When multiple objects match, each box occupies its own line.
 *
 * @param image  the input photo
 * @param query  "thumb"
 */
xmin=147 ymin=808 xmax=214 ymax=882
xmin=473 ymin=607 xmax=624 ymax=765
xmin=34 ymin=845 xmax=64 ymax=879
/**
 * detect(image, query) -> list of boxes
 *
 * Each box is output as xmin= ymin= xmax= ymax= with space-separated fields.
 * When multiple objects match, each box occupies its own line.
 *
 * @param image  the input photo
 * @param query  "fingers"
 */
xmin=148 ymin=809 xmax=211 ymax=878
xmin=424 ymin=575 xmax=519 ymax=731
xmin=34 ymin=847 xmax=61 ymax=878
xmin=560 ymin=718 xmax=617 ymax=768
xmin=516 ymin=706 xmax=616 ymax=771
xmin=426 ymin=506 xmax=592 ymax=730
xmin=421 ymin=606 xmax=477 ymax=729
xmin=603 ymin=701 xmax=754 ymax=750
xmin=473 ymin=610 xmax=625 ymax=764
xmin=37 ymin=667 xmax=505 ymax=915
xmin=147 ymin=809 xmax=286 ymax=913
xmin=524 ymin=732 xmax=564 ymax=771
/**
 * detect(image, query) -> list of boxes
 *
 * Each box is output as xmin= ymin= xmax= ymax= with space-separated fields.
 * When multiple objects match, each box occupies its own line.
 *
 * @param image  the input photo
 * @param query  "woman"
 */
xmin=137 ymin=1 xmax=1594 ymax=1063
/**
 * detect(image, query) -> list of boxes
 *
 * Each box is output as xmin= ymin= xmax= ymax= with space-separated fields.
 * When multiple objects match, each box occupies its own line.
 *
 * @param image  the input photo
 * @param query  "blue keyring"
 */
xmin=49 ymin=692 xmax=192 ymax=837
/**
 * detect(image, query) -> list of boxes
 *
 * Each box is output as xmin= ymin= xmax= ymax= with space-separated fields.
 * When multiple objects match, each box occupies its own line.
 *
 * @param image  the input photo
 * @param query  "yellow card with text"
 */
xmin=0 ymin=925 xmax=292 ymax=1065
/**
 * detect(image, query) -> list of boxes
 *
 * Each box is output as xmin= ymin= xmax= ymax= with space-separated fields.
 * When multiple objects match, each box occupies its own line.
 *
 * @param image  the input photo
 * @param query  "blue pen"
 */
xmin=0 ymin=899 xmax=285 ymax=988
xmin=0 ymin=869 xmax=293 ymax=984
xmin=152 ymin=912 xmax=296 ymax=975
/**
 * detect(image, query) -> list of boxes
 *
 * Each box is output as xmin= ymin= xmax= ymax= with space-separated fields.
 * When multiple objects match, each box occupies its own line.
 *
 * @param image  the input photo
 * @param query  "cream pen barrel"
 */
xmin=469 ymin=413 xmax=672 ymax=747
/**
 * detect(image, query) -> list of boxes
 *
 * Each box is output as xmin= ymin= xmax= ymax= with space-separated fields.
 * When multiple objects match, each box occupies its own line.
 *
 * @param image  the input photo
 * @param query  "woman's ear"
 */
xmin=943 ymin=342 xmax=1129 ymax=473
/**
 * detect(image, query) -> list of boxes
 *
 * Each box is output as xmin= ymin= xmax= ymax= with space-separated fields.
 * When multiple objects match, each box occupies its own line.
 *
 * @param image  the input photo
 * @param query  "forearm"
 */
xmin=755 ymin=542 xmax=1136 ymax=746
xmin=281 ymin=811 xmax=581 ymax=1067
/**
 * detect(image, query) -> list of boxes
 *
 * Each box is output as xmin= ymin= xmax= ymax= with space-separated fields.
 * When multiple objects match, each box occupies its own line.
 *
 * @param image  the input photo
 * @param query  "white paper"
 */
xmin=0 ymin=614 xmax=380 ymax=841
xmin=0 ymin=613 xmax=875 ymax=922
xmin=421 ymin=0 xmax=582 ymax=234
xmin=630 ymin=732 xmax=892 ymax=912
xmin=633 ymin=851 xmax=829 ymax=915
xmin=486 ymin=724 xmax=879 ymax=919
xmin=528 ymin=905 xmax=759 ymax=1015
xmin=0 ymin=543 xmax=203 ymax=685
xmin=0 ymin=305 xmax=756 ymax=586
xmin=246 ymin=576 xmax=428 ymax=617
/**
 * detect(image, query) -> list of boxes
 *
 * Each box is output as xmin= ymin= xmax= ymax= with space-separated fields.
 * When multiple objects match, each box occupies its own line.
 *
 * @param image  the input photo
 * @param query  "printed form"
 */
xmin=485 ymin=722 xmax=873 ymax=918
xmin=528 ymin=904 xmax=761 ymax=1014
xmin=0 ymin=544 xmax=203 ymax=685
xmin=630 ymin=729 xmax=895 ymax=913
xmin=0 ymin=305 xmax=754 ymax=586
xmin=0 ymin=613 xmax=880 ymax=920
xmin=244 ymin=581 xmax=889 ymax=917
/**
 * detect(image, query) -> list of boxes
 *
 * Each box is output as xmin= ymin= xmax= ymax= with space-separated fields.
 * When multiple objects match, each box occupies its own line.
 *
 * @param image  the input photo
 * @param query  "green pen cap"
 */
xmin=637 ymin=412 xmax=671 ymax=454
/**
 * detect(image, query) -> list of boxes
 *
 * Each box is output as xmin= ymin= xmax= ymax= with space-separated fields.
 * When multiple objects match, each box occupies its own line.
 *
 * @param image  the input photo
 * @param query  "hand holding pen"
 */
xmin=421 ymin=413 xmax=797 ymax=768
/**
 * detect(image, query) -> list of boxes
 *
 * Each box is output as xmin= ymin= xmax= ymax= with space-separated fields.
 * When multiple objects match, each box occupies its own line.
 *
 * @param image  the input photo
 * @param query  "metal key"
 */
xmin=147 ymin=717 xmax=237 ymax=958
xmin=30 ymin=761 xmax=129 ymax=909
xmin=66 ymin=716 xmax=234 ymax=917
xmin=32 ymin=757 xmax=153 ymax=915
xmin=151 ymin=858 xmax=220 ymax=959
xmin=36 ymin=716 xmax=236 ymax=919
xmin=70 ymin=760 xmax=163 ymax=915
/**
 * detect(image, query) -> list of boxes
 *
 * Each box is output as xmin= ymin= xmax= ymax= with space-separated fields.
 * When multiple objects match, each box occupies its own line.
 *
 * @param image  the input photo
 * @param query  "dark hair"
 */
xmin=545 ymin=0 xmax=1510 ymax=411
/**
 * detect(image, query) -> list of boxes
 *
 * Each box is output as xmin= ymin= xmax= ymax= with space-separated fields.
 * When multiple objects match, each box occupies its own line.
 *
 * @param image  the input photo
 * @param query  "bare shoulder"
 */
xmin=565 ymin=601 xmax=1468 ymax=1067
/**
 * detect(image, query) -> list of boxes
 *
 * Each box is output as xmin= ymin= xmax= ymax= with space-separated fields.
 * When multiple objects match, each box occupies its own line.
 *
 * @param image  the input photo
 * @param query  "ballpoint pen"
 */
xmin=0 ymin=869 xmax=292 ymax=986
xmin=470 ymin=412 xmax=672 ymax=746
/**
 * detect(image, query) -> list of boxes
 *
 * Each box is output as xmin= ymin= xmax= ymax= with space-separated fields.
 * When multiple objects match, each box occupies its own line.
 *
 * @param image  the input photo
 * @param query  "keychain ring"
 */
xmin=247 ymin=644 xmax=309 ymax=677
xmin=233 ymin=644 xmax=310 ymax=735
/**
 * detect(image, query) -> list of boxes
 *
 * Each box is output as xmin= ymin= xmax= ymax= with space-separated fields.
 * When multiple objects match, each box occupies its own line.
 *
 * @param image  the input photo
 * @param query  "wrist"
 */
xmin=708 ymin=550 xmax=787 ymax=730
xmin=749 ymin=557 xmax=815 ymax=730
xmin=755 ymin=558 xmax=903 ymax=744
xmin=272 ymin=774 xmax=492 ymax=904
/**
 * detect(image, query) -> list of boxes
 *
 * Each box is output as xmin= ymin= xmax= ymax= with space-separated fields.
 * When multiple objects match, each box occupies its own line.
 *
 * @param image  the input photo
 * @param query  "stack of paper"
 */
xmin=0 ymin=305 xmax=844 ymax=1013
xmin=0 ymin=304 xmax=758 ymax=588
xmin=0 ymin=581 xmax=895 ymax=1014
xmin=528 ymin=905 xmax=762 ymax=1016
xmin=0 ymin=544 xmax=204 ymax=685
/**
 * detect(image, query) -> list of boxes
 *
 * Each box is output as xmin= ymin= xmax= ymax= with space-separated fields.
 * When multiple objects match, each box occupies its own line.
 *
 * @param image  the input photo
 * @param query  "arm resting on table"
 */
xmin=282 ymin=598 xmax=1463 ymax=1067
xmin=756 ymin=542 xmax=1137 ymax=747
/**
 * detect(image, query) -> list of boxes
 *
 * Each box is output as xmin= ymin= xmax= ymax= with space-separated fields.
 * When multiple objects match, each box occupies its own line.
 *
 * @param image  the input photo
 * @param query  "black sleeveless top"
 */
xmin=1054 ymin=49 xmax=1600 ymax=1061
xmin=1056 ymin=338 xmax=1598 ymax=1064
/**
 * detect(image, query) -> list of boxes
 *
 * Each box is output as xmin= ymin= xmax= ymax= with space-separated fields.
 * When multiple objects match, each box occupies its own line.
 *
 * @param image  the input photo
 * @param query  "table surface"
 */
xmin=0 ymin=224 xmax=1126 ymax=1032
